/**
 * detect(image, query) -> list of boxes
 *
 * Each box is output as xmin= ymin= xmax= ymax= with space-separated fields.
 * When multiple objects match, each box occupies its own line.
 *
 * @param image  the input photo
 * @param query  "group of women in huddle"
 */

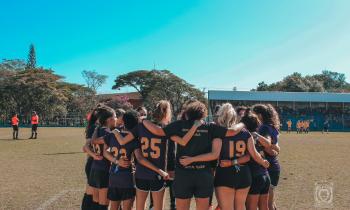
xmin=81 ymin=99 xmax=281 ymax=210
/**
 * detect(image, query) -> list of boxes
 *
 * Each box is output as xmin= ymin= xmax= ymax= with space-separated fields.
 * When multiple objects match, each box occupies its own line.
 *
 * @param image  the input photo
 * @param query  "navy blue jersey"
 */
xmin=132 ymin=123 xmax=168 ymax=180
xmin=164 ymin=120 xmax=227 ymax=170
xmin=260 ymin=125 xmax=280 ymax=172
xmin=104 ymin=131 xmax=140 ymax=188
xmin=218 ymin=129 xmax=250 ymax=162
xmin=91 ymin=127 xmax=111 ymax=171
xmin=248 ymin=135 xmax=268 ymax=177
xmin=86 ymin=124 xmax=96 ymax=139
xmin=167 ymin=139 xmax=176 ymax=171
xmin=86 ymin=124 xmax=96 ymax=153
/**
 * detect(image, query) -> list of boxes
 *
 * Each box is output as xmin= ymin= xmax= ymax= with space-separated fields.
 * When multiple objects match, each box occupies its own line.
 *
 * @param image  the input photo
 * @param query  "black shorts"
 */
xmin=85 ymin=157 xmax=93 ymax=181
xmin=214 ymin=165 xmax=251 ymax=189
xmin=268 ymin=170 xmax=280 ymax=187
xmin=32 ymin=124 xmax=38 ymax=132
xmin=89 ymin=169 xmax=109 ymax=188
xmin=135 ymin=178 xmax=165 ymax=192
xmin=249 ymin=174 xmax=270 ymax=195
xmin=108 ymin=187 xmax=135 ymax=201
xmin=173 ymin=168 xmax=213 ymax=199
xmin=12 ymin=125 xmax=18 ymax=131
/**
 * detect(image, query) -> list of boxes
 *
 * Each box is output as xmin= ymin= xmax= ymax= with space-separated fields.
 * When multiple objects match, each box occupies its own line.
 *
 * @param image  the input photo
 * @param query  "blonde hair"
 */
xmin=153 ymin=100 xmax=172 ymax=123
xmin=217 ymin=103 xmax=237 ymax=128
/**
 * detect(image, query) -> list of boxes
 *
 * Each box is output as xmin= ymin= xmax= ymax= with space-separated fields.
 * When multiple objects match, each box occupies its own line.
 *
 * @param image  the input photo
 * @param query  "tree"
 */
xmin=254 ymin=71 xmax=350 ymax=93
xmin=0 ymin=57 xmax=97 ymax=122
xmin=26 ymin=44 xmax=36 ymax=69
xmin=100 ymin=95 xmax=133 ymax=111
xmin=113 ymin=70 xmax=206 ymax=115
xmin=113 ymin=70 xmax=153 ymax=100
xmin=256 ymin=82 xmax=269 ymax=91
xmin=82 ymin=70 xmax=108 ymax=92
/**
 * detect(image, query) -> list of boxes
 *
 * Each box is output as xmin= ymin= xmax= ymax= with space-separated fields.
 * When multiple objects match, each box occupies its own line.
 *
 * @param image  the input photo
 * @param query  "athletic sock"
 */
xmin=91 ymin=201 xmax=99 ymax=210
xmin=98 ymin=204 xmax=108 ymax=210
xmin=81 ymin=193 xmax=92 ymax=210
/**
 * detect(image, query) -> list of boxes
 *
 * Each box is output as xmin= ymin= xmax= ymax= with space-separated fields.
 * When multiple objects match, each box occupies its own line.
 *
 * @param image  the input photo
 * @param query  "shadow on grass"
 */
xmin=43 ymin=151 xmax=83 ymax=155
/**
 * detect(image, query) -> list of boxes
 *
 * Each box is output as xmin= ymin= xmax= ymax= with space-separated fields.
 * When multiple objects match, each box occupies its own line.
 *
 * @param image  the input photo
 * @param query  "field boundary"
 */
xmin=36 ymin=189 xmax=83 ymax=210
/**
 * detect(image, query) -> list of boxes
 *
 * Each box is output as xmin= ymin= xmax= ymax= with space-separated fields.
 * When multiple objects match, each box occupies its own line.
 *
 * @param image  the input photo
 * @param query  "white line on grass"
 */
xmin=36 ymin=189 xmax=83 ymax=210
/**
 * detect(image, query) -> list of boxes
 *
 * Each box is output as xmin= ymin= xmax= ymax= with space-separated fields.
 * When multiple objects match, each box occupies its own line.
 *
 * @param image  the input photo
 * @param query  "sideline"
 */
xmin=36 ymin=189 xmax=83 ymax=210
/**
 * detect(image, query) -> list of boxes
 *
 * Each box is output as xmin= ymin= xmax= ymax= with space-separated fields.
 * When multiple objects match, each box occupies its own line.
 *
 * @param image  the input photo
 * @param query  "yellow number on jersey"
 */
xmin=229 ymin=140 xmax=246 ymax=158
xmin=111 ymin=147 xmax=127 ymax=159
xmin=140 ymin=137 xmax=161 ymax=159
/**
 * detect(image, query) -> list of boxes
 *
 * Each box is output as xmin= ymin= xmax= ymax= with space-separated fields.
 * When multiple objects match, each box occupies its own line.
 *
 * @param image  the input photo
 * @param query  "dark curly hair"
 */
xmin=85 ymin=104 xmax=104 ymax=138
xmin=123 ymin=110 xmax=139 ymax=130
xmin=98 ymin=106 xmax=115 ymax=126
xmin=252 ymin=104 xmax=280 ymax=130
xmin=240 ymin=108 xmax=261 ymax=132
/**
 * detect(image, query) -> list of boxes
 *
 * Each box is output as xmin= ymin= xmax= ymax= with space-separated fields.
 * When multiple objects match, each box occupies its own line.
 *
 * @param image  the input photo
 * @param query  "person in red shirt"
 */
xmin=11 ymin=113 xmax=19 ymax=140
xmin=30 ymin=111 xmax=39 ymax=139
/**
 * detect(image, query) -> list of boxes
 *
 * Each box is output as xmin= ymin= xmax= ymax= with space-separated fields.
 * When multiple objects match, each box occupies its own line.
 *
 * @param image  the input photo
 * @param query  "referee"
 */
xmin=29 ymin=111 xmax=39 ymax=139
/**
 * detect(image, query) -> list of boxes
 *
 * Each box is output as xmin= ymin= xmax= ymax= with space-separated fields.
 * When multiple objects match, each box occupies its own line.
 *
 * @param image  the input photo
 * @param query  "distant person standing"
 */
xmin=11 ymin=114 xmax=19 ymax=140
xmin=323 ymin=120 xmax=329 ymax=134
xmin=305 ymin=120 xmax=310 ymax=133
xmin=287 ymin=120 xmax=292 ymax=133
xmin=296 ymin=120 xmax=300 ymax=134
xmin=29 ymin=111 xmax=39 ymax=139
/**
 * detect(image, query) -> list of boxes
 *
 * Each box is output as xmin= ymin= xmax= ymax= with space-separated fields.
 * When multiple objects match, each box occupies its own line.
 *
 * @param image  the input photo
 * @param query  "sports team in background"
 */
xmin=81 ymin=100 xmax=281 ymax=210
xmin=285 ymin=119 xmax=330 ymax=134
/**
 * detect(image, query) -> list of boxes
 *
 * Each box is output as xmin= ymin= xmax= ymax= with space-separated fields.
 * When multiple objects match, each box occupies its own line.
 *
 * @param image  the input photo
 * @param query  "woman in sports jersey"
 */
xmin=141 ymin=100 xmax=245 ymax=210
xmin=252 ymin=104 xmax=281 ymax=210
xmin=89 ymin=106 xmax=116 ymax=210
xmin=110 ymin=100 xmax=202 ymax=210
xmin=103 ymin=110 xmax=169 ymax=210
xmin=82 ymin=107 xmax=103 ymax=210
xmin=242 ymin=107 xmax=273 ymax=210
xmin=180 ymin=104 xmax=269 ymax=210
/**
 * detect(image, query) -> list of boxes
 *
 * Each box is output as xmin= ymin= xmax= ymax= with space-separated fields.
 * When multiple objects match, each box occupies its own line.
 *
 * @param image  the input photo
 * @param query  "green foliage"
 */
xmin=25 ymin=44 xmax=36 ymax=70
xmin=255 ymin=71 xmax=350 ymax=92
xmin=0 ymin=59 xmax=96 ymax=120
xmin=113 ymin=70 xmax=206 ymax=115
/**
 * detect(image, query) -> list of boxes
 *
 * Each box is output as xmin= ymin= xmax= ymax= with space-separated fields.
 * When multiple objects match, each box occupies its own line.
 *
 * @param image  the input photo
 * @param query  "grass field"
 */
xmin=0 ymin=127 xmax=349 ymax=210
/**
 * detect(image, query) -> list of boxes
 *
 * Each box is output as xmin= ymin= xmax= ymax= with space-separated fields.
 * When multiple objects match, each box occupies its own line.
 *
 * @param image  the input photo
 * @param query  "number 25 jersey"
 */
xmin=131 ymin=123 xmax=168 ymax=180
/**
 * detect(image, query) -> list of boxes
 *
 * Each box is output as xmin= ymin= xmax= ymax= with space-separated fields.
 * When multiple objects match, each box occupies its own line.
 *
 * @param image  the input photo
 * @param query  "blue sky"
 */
xmin=1 ymin=0 xmax=350 ymax=93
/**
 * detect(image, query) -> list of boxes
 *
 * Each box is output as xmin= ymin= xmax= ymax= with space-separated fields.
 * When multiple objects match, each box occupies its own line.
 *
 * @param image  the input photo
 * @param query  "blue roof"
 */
xmin=208 ymin=90 xmax=350 ymax=103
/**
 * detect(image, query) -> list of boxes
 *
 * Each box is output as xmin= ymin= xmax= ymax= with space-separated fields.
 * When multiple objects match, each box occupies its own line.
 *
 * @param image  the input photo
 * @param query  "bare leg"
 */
xmin=136 ymin=190 xmax=148 ymax=210
xmin=215 ymin=187 xmax=234 ymax=210
xmin=234 ymin=187 xmax=250 ymax=210
xmin=176 ymin=198 xmax=191 ymax=210
xmin=92 ymin=187 xmax=99 ymax=203
xmin=110 ymin=201 xmax=121 ymax=210
xmin=98 ymin=188 xmax=109 ymax=206
xmin=258 ymin=194 xmax=269 ymax=210
xmin=195 ymin=197 xmax=210 ymax=210
xmin=122 ymin=198 xmax=135 ymax=210
xmin=151 ymin=189 xmax=165 ymax=210
xmin=268 ymin=187 xmax=277 ymax=210
xmin=246 ymin=194 xmax=259 ymax=210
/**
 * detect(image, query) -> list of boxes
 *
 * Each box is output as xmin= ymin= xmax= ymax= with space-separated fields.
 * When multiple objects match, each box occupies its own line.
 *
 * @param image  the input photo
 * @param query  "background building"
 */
xmin=208 ymin=90 xmax=350 ymax=131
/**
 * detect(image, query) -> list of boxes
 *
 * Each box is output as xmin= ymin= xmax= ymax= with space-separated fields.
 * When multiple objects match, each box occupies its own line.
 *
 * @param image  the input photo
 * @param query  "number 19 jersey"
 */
xmin=219 ymin=129 xmax=250 ymax=162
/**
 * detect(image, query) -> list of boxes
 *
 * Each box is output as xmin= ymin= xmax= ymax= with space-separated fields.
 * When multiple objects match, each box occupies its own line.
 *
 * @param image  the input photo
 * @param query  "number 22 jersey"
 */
xmin=104 ymin=131 xmax=140 ymax=188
